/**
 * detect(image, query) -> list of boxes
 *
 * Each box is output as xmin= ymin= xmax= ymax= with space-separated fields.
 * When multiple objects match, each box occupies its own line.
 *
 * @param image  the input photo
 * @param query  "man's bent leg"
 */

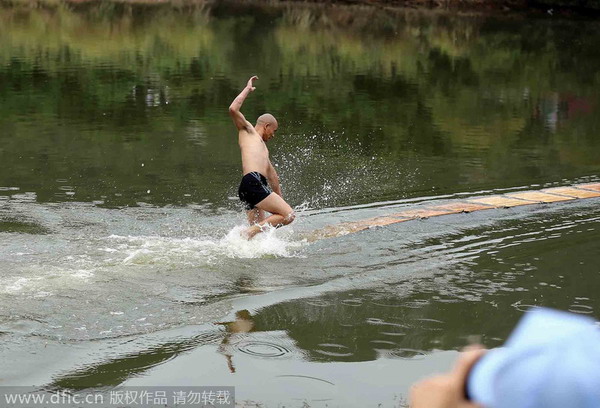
xmin=257 ymin=209 xmax=267 ymax=223
xmin=246 ymin=208 xmax=266 ymax=225
xmin=256 ymin=193 xmax=295 ymax=227
xmin=243 ymin=193 xmax=295 ymax=239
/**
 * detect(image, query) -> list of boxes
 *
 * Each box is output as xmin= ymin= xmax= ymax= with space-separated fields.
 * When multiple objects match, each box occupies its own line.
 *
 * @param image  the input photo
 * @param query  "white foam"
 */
xmin=71 ymin=269 xmax=94 ymax=279
xmin=220 ymin=225 xmax=304 ymax=258
xmin=3 ymin=277 xmax=31 ymax=294
xmin=106 ymin=225 xmax=305 ymax=266
xmin=1 ymin=276 xmax=54 ymax=297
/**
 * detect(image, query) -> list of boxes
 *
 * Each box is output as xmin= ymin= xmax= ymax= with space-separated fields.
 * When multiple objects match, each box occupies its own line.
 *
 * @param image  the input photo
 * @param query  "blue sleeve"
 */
xmin=467 ymin=307 xmax=600 ymax=408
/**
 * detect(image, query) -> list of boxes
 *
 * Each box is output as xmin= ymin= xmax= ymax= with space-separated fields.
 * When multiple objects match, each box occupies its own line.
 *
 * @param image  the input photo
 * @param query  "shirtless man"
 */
xmin=229 ymin=76 xmax=295 ymax=239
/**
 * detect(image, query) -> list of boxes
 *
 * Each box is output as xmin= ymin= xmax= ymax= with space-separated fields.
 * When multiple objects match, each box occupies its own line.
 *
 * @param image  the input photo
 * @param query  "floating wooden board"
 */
xmin=390 ymin=208 xmax=459 ymax=219
xmin=542 ymin=187 xmax=600 ymax=199
xmin=307 ymin=216 xmax=409 ymax=241
xmin=467 ymin=196 xmax=537 ymax=208
xmin=577 ymin=183 xmax=600 ymax=192
xmin=432 ymin=202 xmax=494 ymax=213
xmin=363 ymin=216 xmax=409 ymax=226
xmin=307 ymin=183 xmax=599 ymax=241
xmin=506 ymin=191 xmax=575 ymax=203
xmin=307 ymin=224 xmax=366 ymax=241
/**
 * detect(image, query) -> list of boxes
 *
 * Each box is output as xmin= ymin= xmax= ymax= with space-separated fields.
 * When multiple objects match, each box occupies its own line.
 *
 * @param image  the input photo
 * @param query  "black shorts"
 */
xmin=238 ymin=172 xmax=273 ymax=210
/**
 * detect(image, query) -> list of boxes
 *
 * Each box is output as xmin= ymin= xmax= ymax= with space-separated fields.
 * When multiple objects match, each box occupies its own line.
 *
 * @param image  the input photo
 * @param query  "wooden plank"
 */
xmin=308 ymin=183 xmax=600 ymax=241
xmin=346 ymin=216 xmax=409 ymax=228
xmin=360 ymin=216 xmax=409 ymax=227
xmin=542 ymin=187 xmax=600 ymax=199
xmin=308 ymin=216 xmax=409 ymax=241
xmin=577 ymin=183 xmax=600 ymax=192
xmin=390 ymin=208 xmax=459 ymax=219
xmin=506 ymin=191 xmax=575 ymax=203
xmin=467 ymin=195 xmax=537 ymax=208
xmin=307 ymin=224 xmax=367 ymax=241
xmin=432 ymin=202 xmax=494 ymax=213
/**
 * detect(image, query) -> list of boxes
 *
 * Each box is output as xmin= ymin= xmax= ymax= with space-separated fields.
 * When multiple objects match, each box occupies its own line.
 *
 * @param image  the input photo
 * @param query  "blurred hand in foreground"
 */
xmin=410 ymin=346 xmax=487 ymax=408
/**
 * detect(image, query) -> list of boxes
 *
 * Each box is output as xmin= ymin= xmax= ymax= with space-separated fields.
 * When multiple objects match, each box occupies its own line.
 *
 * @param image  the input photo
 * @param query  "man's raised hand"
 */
xmin=247 ymin=76 xmax=259 ymax=91
xmin=229 ymin=76 xmax=258 ymax=130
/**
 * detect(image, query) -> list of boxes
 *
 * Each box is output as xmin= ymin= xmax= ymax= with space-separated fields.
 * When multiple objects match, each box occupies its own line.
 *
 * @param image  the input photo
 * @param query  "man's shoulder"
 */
xmin=238 ymin=127 xmax=261 ymax=140
xmin=238 ymin=124 xmax=258 ymax=135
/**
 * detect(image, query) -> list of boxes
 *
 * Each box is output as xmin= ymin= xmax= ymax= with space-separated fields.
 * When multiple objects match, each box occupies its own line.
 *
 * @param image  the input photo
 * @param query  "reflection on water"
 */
xmin=1 ymin=2 xmax=599 ymax=208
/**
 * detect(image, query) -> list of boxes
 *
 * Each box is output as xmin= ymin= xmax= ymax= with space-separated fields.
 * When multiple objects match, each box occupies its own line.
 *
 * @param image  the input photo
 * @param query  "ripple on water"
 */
xmin=385 ymin=348 xmax=427 ymax=360
xmin=341 ymin=299 xmax=363 ymax=307
xmin=370 ymin=300 xmax=406 ymax=308
xmin=237 ymin=341 xmax=291 ymax=358
xmin=314 ymin=343 xmax=353 ymax=357
xmin=568 ymin=304 xmax=594 ymax=315
xmin=366 ymin=318 xmax=410 ymax=329
xmin=403 ymin=299 xmax=430 ymax=308
xmin=0 ymin=316 xmax=47 ymax=335
xmin=275 ymin=375 xmax=335 ymax=386
xmin=379 ymin=329 xmax=406 ymax=337
xmin=305 ymin=299 xmax=332 ymax=307
xmin=366 ymin=318 xmax=409 ymax=332
xmin=369 ymin=340 xmax=397 ymax=348
xmin=415 ymin=318 xmax=444 ymax=331
xmin=416 ymin=318 xmax=443 ymax=324
xmin=512 ymin=303 xmax=540 ymax=313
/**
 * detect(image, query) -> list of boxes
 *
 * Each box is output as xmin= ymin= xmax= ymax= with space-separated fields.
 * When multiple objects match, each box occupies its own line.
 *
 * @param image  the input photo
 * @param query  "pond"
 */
xmin=0 ymin=2 xmax=599 ymax=406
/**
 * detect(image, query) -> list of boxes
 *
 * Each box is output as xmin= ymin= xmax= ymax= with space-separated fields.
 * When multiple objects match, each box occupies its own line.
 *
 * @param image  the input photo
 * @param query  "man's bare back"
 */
xmin=229 ymin=76 xmax=295 ymax=239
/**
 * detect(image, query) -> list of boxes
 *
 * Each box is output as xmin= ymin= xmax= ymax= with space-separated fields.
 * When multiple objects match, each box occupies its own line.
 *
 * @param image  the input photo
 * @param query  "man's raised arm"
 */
xmin=229 ymin=76 xmax=258 ymax=131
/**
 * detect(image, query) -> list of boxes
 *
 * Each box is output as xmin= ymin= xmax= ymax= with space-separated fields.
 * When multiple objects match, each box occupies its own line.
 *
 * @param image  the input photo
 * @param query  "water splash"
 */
xmin=275 ymin=131 xmax=418 ymax=210
xmin=108 ymin=224 xmax=305 ymax=266
xmin=219 ymin=225 xmax=306 ymax=259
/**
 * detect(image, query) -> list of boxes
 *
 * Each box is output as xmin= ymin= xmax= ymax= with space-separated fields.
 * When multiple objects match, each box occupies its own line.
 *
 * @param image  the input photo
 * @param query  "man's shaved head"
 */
xmin=256 ymin=113 xmax=278 ymax=127
xmin=256 ymin=113 xmax=278 ymax=142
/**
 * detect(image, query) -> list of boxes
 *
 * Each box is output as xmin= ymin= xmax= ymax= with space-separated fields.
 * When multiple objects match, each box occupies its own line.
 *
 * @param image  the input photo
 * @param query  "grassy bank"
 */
xmin=3 ymin=0 xmax=600 ymax=16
